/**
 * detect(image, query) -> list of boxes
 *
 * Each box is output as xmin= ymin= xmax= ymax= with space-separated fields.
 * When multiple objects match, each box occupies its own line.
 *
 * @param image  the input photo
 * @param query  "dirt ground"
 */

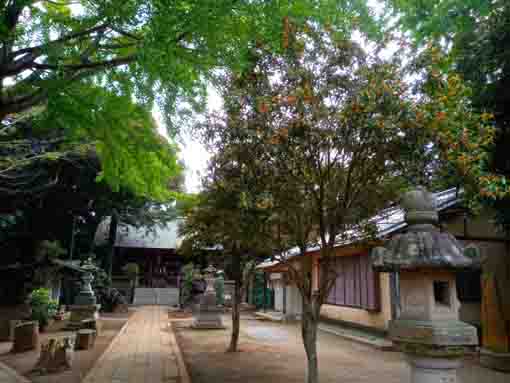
xmin=174 ymin=314 xmax=509 ymax=383
xmin=0 ymin=311 xmax=131 ymax=383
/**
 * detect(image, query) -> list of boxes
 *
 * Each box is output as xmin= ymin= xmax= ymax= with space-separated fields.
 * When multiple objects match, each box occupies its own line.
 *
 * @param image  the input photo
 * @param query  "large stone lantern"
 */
xmin=371 ymin=187 xmax=478 ymax=383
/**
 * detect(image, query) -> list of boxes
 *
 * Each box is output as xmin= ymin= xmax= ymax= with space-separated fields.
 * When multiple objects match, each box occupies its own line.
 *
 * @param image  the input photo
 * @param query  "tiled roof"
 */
xmin=257 ymin=188 xmax=462 ymax=269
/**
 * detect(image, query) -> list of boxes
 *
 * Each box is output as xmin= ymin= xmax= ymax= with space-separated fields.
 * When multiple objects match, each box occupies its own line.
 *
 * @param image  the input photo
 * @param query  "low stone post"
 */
xmin=371 ymin=187 xmax=478 ymax=383
xmin=12 ymin=321 xmax=39 ymax=353
xmin=76 ymin=329 xmax=96 ymax=350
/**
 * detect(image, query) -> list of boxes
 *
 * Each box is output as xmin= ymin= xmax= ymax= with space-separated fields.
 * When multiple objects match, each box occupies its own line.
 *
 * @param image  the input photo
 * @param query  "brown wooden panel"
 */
xmin=344 ymin=257 xmax=355 ymax=306
xmin=367 ymin=255 xmax=381 ymax=311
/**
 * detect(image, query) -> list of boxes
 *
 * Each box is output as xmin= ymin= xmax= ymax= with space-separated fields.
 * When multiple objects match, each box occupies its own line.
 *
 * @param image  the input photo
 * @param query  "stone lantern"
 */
xmin=371 ymin=187 xmax=478 ymax=383
xmin=67 ymin=259 xmax=101 ymax=331
xmin=192 ymin=265 xmax=225 ymax=329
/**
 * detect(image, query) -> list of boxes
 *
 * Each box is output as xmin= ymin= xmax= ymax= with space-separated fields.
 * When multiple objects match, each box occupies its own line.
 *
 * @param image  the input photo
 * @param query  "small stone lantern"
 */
xmin=67 ymin=259 xmax=100 ymax=331
xmin=192 ymin=265 xmax=225 ymax=329
xmin=371 ymin=187 xmax=478 ymax=383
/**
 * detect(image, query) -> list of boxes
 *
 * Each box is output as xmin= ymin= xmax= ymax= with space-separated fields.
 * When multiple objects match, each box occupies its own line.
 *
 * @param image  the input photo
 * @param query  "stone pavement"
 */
xmin=83 ymin=306 xmax=184 ymax=383
xmin=0 ymin=361 xmax=29 ymax=383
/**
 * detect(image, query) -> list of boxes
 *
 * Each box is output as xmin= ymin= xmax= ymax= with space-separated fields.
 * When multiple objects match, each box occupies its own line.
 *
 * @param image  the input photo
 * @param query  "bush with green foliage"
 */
xmin=180 ymin=263 xmax=197 ymax=307
xmin=29 ymin=288 xmax=58 ymax=329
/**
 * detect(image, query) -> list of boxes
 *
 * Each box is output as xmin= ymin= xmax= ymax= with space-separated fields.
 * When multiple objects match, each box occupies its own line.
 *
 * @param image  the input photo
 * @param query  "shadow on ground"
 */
xmin=0 ymin=313 xmax=131 ymax=383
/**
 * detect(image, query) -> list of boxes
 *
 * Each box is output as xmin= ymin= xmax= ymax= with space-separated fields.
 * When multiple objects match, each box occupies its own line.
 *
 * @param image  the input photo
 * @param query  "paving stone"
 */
xmin=83 ymin=306 xmax=180 ymax=383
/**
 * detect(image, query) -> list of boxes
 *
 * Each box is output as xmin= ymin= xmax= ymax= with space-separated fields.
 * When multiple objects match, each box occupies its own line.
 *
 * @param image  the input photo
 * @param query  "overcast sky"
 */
xmin=156 ymin=86 xmax=223 ymax=193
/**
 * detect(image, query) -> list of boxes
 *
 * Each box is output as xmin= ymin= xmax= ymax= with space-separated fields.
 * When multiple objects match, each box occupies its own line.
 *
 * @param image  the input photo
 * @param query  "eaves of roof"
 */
xmin=257 ymin=188 xmax=463 ymax=270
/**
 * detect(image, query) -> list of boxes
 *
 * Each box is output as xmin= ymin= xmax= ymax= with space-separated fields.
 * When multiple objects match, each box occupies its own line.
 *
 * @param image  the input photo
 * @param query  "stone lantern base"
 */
xmin=480 ymin=348 xmax=510 ymax=372
xmin=191 ymin=293 xmax=225 ymax=330
xmin=407 ymin=355 xmax=461 ymax=383
xmin=67 ymin=304 xmax=100 ymax=331
xmin=390 ymin=319 xmax=478 ymax=383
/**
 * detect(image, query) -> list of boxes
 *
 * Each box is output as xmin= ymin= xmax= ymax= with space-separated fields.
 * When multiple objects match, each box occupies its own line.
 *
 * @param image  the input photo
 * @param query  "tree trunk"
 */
xmin=301 ymin=299 xmax=320 ymax=383
xmin=228 ymin=250 xmax=241 ymax=352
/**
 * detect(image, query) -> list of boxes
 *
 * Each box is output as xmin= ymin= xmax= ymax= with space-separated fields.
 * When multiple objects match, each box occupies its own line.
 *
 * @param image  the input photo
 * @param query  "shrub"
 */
xmin=180 ymin=263 xmax=196 ymax=306
xmin=29 ymin=288 xmax=58 ymax=329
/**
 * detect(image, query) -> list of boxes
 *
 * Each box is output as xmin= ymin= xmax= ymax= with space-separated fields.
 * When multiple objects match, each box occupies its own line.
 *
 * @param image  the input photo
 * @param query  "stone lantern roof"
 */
xmin=371 ymin=186 xmax=476 ymax=271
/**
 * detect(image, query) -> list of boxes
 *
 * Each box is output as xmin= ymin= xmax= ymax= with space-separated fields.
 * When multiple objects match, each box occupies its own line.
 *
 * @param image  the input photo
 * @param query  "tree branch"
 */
xmin=32 ymin=54 xmax=137 ymax=71
xmin=8 ymin=24 xmax=110 ymax=59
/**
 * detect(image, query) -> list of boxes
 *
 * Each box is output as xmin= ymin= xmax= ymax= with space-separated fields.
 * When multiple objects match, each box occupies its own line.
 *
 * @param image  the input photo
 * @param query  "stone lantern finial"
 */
xmin=401 ymin=186 xmax=438 ymax=226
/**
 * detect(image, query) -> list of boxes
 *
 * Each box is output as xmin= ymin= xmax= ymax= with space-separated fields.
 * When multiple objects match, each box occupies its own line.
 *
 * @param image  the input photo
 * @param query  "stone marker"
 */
xmin=192 ymin=265 xmax=225 ymax=329
xmin=371 ymin=186 xmax=478 ymax=383
xmin=11 ymin=321 xmax=39 ymax=353
xmin=33 ymin=333 xmax=75 ymax=374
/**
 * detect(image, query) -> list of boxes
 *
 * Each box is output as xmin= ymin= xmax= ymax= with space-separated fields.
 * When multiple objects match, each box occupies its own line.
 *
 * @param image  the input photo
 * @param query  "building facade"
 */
xmin=260 ymin=189 xmax=505 ymax=335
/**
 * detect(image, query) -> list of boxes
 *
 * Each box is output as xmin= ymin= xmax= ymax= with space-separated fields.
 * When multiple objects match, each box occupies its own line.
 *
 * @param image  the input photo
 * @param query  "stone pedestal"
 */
xmin=389 ymin=293 xmax=478 ymax=383
xmin=66 ymin=304 xmax=100 ymax=331
xmin=76 ymin=329 xmax=96 ymax=350
xmin=192 ymin=293 xmax=225 ymax=329
xmin=407 ymin=356 xmax=461 ymax=383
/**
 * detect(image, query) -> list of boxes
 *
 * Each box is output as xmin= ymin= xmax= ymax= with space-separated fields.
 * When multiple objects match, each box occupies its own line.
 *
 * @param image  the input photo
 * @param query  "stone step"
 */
xmin=133 ymin=288 xmax=179 ymax=306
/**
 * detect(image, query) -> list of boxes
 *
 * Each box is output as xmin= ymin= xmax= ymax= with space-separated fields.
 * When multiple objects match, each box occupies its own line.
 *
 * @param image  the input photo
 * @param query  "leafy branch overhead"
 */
xmin=1 ymin=0 xmax=380 ymax=197
xmin=0 ymin=0 xmax=378 ymax=126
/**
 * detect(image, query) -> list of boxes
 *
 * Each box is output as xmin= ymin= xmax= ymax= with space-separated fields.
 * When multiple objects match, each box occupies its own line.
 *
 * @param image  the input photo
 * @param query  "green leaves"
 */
xmin=36 ymin=82 xmax=181 ymax=200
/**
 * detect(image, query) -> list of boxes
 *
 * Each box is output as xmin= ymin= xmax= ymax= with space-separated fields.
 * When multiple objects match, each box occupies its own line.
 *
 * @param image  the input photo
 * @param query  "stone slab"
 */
xmin=480 ymin=348 xmax=510 ymax=372
xmin=389 ymin=319 xmax=478 ymax=346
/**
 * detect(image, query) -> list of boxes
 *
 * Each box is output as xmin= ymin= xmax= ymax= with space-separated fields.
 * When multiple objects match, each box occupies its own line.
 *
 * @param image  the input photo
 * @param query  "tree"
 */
xmin=202 ymin=22 xmax=496 ymax=382
xmin=0 ymin=0 xmax=376 ymax=125
xmin=0 ymin=1 xmax=380 ymax=194
xmin=0 ymin=127 xmax=182 ymax=303
xmin=180 ymin=148 xmax=273 ymax=352
xmin=386 ymin=0 xmax=510 ymax=358
xmin=386 ymin=0 xmax=510 ymax=200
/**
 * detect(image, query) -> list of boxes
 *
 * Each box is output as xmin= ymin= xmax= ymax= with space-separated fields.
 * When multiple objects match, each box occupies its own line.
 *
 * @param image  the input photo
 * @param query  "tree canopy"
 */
xmin=180 ymin=20 xmax=500 ymax=381
xmin=387 ymin=0 xmax=510 ymax=206
xmin=0 ymin=0 xmax=382 ymax=196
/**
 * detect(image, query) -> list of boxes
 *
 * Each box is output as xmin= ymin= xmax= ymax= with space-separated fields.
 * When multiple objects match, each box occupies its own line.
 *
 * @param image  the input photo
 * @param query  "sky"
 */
xmin=156 ymin=86 xmax=223 ymax=193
